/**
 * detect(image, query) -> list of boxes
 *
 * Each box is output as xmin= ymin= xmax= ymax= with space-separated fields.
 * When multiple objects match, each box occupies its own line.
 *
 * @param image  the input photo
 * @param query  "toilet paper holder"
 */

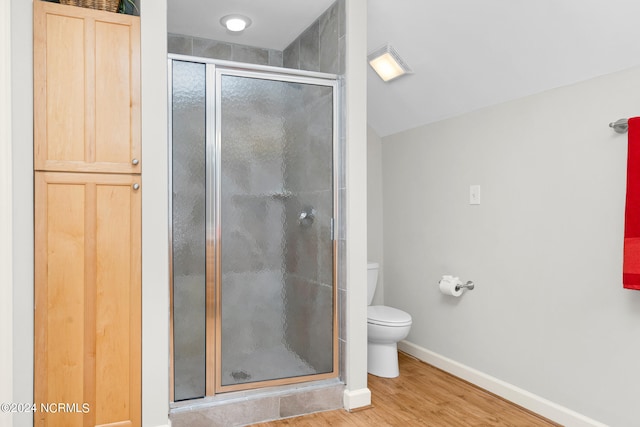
xmin=456 ymin=280 xmax=475 ymax=291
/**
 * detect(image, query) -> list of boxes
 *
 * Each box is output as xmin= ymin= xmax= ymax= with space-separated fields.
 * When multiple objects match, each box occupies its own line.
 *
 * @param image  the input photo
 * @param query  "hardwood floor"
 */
xmin=253 ymin=352 xmax=558 ymax=426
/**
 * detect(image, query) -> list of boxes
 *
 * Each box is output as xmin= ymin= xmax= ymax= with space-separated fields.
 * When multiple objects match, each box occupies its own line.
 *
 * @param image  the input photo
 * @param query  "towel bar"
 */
xmin=609 ymin=118 xmax=628 ymax=134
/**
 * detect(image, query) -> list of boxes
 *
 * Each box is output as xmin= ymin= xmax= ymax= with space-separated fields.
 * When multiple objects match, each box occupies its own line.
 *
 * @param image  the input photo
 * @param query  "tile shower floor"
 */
xmin=175 ymin=343 xmax=316 ymax=399
xmin=222 ymin=343 xmax=316 ymax=386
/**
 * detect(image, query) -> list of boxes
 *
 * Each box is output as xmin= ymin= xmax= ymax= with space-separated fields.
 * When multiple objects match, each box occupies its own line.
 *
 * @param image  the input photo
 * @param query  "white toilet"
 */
xmin=367 ymin=262 xmax=412 ymax=378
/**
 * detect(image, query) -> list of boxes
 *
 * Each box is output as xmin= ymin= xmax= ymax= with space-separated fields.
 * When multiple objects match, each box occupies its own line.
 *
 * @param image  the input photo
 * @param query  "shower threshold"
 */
xmin=170 ymin=378 xmax=345 ymax=427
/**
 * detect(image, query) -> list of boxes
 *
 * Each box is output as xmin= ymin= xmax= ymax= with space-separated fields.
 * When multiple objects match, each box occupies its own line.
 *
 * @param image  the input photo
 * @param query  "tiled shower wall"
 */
xmin=282 ymin=84 xmax=335 ymax=373
xmin=280 ymin=0 xmax=347 ymax=379
xmin=283 ymin=0 xmax=346 ymax=75
xmin=167 ymin=0 xmax=346 ymax=75
xmin=168 ymin=34 xmax=284 ymax=67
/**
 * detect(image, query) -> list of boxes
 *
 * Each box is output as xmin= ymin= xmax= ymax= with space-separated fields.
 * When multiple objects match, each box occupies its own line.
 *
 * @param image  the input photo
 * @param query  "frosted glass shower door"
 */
xmin=171 ymin=60 xmax=207 ymax=401
xmin=216 ymin=70 xmax=337 ymax=391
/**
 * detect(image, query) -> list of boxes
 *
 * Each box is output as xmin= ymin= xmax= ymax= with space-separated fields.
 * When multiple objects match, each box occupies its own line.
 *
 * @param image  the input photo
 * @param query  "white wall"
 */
xmin=381 ymin=66 xmax=640 ymax=426
xmin=367 ymin=126 xmax=384 ymax=305
xmin=11 ymin=0 xmax=34 ymax=425
xmin=0 ymin=0 xmax=13 ymax=426
xmin=140 ymin=1 xmax=170 ymax=425
xmin=343 ymin=0 xmax=371 ymax=410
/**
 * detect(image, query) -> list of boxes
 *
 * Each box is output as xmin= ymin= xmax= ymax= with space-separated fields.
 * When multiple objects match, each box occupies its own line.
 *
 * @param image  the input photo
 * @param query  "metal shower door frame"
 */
xmin=210 ymin=64 xmax=339 ymax=394
xmin=168 ymin=55 xmax=340 ymax=400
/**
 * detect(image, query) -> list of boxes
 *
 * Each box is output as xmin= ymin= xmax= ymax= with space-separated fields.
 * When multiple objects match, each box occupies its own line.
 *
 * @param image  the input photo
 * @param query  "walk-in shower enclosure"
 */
xmin=169 ymin=57 xmax=339 ymax=401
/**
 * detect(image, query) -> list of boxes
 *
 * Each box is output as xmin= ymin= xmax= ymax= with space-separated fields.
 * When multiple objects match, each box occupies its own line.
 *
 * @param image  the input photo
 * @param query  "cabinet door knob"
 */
xmin=132 ymin=183 xmax=140 ymax=190
xmin=132 ymin=158 xmax=139 ymax=165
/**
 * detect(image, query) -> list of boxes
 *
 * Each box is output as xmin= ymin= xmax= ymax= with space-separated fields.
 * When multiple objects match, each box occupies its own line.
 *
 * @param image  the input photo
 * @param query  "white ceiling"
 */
xmin=168 ymin=0 xmax=640 ymax=138
xmin=368 ymin=0 xmax=640 ymax=137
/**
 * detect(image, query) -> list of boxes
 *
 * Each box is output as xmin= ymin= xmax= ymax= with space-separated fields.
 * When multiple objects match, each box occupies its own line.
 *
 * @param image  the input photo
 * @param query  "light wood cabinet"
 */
xmin=35 ymin=172 xmax=141 ymax=427
xmin=34 ymin=1 xmax=141 ymax=174
xmin=33 ymin=2 xmax=142 ymax=426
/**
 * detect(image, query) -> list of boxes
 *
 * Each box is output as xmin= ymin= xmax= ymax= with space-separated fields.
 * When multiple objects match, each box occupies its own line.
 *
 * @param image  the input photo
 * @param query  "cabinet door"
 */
xmin=34 ymin=2 xmax=141 ymax=174
xmin=35 ymin=172 xmax=141 ymax=427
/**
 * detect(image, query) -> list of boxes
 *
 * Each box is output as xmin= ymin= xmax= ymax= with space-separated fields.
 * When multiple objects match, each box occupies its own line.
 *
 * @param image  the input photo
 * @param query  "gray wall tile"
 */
xmin=283 ymin=39 xmax=300 ymax=69
xmin=284 ymin=277 xmax=333 ymax=372
xmin=279 ymin=385 xmax=344 ymax=418
xmin=269 ymin=49 xmax=283 ymax=67
xmin=319 ymin=2 xmax=339 ymax=74
xmin=338 ymin=35 xmax=346 ymax=75
xmin=169 ymin=34 xmax=275 ymax=67
xmin=339 ymin=338 xmax=347 ymax=383
xmin=299 ymin=21 xmax=320 ymax=72
xmin=282 ymin=0 xmax=343 ymax=74
xmin=192 ymin=38 xmax=232 ymax=60
xmin=232 ymin=44 xmax=269 ymax=65
xmin=338 ymin=240 xmax=346 ymax=288
xmin=171 ymin=397 xmax=279 ymax=427
xmin=170 ymin=383 xmax=345 ymax=425
xmin=168 ymin=33 xmax=193 ymax=56
xmin=338 ymin=0 xmax=346 ymax=38
xmin=338 ymin=289 xmax=347 ymax=340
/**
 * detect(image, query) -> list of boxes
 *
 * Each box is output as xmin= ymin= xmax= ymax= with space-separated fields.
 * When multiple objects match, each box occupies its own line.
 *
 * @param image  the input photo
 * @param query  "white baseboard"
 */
xmin=398 ymin=341 xmax=607 ymax=427
xmin=343 ymin=388 xmax=371 ymax=411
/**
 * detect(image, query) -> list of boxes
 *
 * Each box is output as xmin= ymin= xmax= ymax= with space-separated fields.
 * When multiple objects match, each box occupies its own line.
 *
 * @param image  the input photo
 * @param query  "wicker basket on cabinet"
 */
xmin=60 ymin=0 xmax=120 ymax=13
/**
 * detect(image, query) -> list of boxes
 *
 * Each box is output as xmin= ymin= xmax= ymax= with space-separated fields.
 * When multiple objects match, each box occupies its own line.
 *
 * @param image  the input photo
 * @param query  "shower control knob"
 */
xmin=132 ymin=183 xmax=140 ymax=191
xmin=132 ymin=158 xmax=139 ymax=165
xmin=298 ymin=207 xmax=316 ymax=227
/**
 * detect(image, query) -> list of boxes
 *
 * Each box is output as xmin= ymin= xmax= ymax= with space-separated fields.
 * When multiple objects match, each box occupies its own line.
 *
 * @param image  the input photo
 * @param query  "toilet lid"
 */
xmin=367 ymin=305 xmax=412 ymax=327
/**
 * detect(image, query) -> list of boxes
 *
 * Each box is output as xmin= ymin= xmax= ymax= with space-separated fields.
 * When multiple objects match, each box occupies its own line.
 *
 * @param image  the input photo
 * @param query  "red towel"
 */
xmin=623 ymin=117 xmax=640 ymax=290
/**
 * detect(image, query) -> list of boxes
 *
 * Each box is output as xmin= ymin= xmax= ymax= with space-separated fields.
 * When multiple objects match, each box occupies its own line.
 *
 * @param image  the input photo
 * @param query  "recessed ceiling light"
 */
xmin=368 ymin=44 xmax=412 ymax=82
xmin=220 ymin=14 xmax=252 ymax=32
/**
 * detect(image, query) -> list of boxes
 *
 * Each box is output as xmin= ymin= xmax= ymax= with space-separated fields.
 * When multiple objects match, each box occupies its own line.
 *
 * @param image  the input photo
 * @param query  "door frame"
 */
xmin=211 ymin=65 xmax=339 ymax=394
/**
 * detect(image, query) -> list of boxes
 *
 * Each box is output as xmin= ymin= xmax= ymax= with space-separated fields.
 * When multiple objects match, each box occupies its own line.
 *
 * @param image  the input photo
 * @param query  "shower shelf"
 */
xmin=270 ymin=191 xmax=293 ymax=199
xmin=230 ymin=191 xmax=293 ymax=199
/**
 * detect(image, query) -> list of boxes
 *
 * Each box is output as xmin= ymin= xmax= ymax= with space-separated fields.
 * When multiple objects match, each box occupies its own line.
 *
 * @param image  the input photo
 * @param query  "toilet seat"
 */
xmin=367 ymin=305 xmax=412 ymax=327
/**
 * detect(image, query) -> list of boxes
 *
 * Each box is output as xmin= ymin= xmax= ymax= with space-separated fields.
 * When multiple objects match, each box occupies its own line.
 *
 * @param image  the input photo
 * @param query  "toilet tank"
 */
xmin=367 ymin=262 xmax=379 ymax=306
